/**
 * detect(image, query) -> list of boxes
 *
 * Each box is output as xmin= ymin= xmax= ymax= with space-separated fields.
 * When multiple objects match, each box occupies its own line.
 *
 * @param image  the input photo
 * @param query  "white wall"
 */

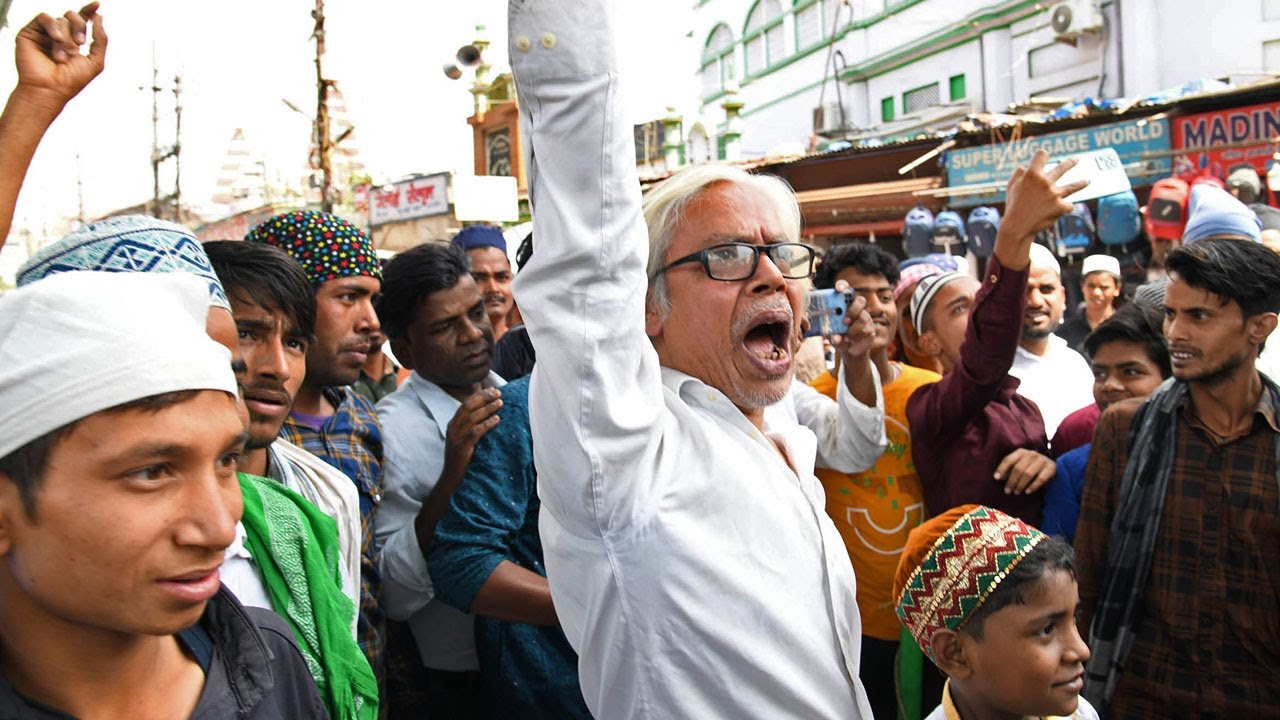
xmin=688 ymin=0 xmax=1280 ymax=160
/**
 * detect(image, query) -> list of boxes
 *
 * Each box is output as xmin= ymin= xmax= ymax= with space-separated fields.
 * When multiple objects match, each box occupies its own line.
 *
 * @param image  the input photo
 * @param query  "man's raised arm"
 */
xmin=508 ymin=2 xmax=663 ymax=535
xmin=0 ymin=3 xmax=106 ymax=249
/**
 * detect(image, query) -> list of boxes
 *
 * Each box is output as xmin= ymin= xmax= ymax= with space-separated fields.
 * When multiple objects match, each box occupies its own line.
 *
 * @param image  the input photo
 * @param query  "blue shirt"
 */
xmin=428 ymin=377 xmax=591 ymax=719
xmin=1042 ymin=442 xmax=1091 ymax=543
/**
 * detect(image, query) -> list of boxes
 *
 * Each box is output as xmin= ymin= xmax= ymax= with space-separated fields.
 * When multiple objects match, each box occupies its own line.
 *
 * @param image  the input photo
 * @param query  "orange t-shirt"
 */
xmin=812 ymin=363 xmax=940 ymax=640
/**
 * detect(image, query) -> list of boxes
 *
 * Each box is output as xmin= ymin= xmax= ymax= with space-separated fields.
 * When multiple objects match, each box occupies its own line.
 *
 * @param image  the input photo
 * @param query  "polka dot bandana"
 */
xmin=245 ymin=210 xmax=381 ymax=285
xmin=17 ymin=214 xmax=230 ymax=311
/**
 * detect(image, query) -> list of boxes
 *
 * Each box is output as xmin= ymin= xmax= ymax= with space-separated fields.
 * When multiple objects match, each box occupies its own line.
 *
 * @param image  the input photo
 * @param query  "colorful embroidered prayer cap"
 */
xmin=17 ymin=214 xmax=230 ymax=310
xmin=893 ymin=505 xmax=1047 ymax=662
xmin=245 ymin=210 xmax=381 ymax=285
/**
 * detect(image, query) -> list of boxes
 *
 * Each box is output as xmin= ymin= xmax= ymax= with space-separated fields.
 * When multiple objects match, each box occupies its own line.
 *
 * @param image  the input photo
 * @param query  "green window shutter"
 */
xmin=949 ymin=74 xmax=966 ymax=101
xmin=880 ymin=96 xmax=895 ymax=122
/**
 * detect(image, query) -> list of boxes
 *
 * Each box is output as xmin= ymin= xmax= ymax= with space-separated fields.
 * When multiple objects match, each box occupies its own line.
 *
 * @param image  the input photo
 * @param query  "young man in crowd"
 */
xmin=246 ymin=209 xmax=388 ymax=691
xmin=906 ymin=158 xmax=1086 ymax=527
xmin=355 ymin=327 xmax=404 ymax=405
xmin=374 ymin=242 xmax=504 ymax=717
xmin=1078 ymin=232 xmax=1280 ymax=718
xmin=0 ymin=271 xmax=326 ymax=718
xmin=810 ymin=243 xmax=939 ymax=720
xmin=1058 ymin=254 xmax=1124 ymax=355
xmin=1009 ymin=244 xmax=1095 ymax=438
xmin=453 ymin=225 xmax=515 ymax=343
xmin=1040 ymin=303 xmax=1170 ymax=541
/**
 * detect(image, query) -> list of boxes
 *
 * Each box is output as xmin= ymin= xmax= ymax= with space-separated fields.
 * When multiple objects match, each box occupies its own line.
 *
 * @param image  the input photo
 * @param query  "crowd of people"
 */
xmin=1 ymin=2 xmax=1279 ymax=719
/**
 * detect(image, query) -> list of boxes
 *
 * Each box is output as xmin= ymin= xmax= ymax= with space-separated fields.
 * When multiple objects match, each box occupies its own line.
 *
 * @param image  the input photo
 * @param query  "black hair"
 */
xmin=1082 ymin=303 xmax=1171 ymax=378
xmin=1165 ymin=238 xmax=1280 ymax=320
xmin=961 ymin=535 xmax=1076 ymax=640
xmin=377 ymin=241 xmax=471 ymax=342
xmin=515 ymin=232 xmax=534 ymax=271
xmin=0 ymin=390 xmax=200 ymax=518
xmin=204 ymin=240 xmax=316 ymax=341
xmin=813 ymin=242 xmax=901 ymax=290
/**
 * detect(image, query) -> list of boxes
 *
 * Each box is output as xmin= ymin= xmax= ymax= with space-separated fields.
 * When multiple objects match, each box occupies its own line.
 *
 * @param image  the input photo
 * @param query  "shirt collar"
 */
xmin=406 ymin=370 xmax=506 ymax=436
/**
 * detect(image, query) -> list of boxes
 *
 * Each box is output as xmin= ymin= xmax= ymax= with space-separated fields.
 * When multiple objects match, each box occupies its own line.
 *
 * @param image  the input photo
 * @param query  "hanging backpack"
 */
xmin=966 ymin=206 xmax=1000 ymax=259
xmin=1096 ymin=190 xmax=1141 ymax=247
xmin=903 ymin=203 xmax=935 ymax=258
xmin=1146 ymin=177 xmax=1190 ymax=242
xmin=931 ymin=209 xmax=968 ymax=256
xmin=1055 ymin=203 xmax=1095 ymax=256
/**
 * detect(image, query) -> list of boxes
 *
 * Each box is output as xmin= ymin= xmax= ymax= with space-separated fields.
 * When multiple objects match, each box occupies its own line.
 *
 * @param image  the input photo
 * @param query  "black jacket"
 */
xmin=0 ymin=588 xmax=328 ymax=719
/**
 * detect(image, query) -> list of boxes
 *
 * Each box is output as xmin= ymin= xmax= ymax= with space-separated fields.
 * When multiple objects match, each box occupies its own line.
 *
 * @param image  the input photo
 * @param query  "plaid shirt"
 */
xmin=280 ymin=386 xmax=387 ymax=686
xmin=1077 ymin=389 xmax=1280 ymax=719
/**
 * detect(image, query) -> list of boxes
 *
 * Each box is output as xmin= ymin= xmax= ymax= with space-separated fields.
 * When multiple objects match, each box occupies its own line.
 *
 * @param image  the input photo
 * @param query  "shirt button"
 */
xmin=373 ymin=492 xmax=382 ymax=504
xmin=1199 ymin=612 xmax=1214 ymax=629
xmin=515 ymin=36 xmax=531 ymax=51
xmin=541 ymin=33 xmax=556 ymax=49
xmin=988 ymin=274 xmax=998 ymax=283
xmin=706 ymin=392 xmax=717 ymax=401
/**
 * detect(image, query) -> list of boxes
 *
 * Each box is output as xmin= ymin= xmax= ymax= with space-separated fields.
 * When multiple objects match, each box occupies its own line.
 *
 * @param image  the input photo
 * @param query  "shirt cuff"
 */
xmin=378 ymin=524 xmax=435 ymax=621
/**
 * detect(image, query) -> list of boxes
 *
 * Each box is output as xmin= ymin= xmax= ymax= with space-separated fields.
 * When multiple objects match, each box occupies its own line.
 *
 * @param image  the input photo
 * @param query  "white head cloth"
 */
xmin=1028 ymin=243 xmax=1062 ymax=277
xmin=0 ymin=272 xmax=237 ymax=459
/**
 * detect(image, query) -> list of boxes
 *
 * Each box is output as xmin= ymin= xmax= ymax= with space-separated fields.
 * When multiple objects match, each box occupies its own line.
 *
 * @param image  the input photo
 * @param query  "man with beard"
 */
xmin=505 ymin=2 xmax=947 ymax=716
xmin=906 ymin=156 xmax=1086 ymax=528
xmin=1077 ymin=193 xmax=1280 ymax=719
xmin=246 ymin=210 xmax=387 ymax=692
xmin=374 ymin=242 xmax=502 ymax=717
xmin=453 ymin=226 xmax=514 ymax=342
xmin=1009 ymin=244 xmax=1095 ymax=439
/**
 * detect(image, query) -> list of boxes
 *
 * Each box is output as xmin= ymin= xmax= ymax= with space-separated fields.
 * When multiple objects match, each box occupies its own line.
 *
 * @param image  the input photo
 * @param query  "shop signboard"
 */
xmin=370 ymin=173 xmax=450 ymax=226
xmin=944 ymin=117 xmax=1171 ymax=207
xmin=1171 ymin=101 xmax=1280 ymax=177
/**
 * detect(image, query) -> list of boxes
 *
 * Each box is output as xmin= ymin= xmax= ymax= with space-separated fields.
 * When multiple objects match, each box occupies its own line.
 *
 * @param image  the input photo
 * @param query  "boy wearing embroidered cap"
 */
xmin=894 ymin=505 xmax=1097 ymax=720
xmin=0 ymin=272 xmax=326 ymax=718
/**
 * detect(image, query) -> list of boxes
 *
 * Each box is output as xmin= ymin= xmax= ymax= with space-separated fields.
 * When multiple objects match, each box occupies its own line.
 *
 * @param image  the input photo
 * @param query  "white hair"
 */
xmin=642 ymin=164 xmax=801 ymax=316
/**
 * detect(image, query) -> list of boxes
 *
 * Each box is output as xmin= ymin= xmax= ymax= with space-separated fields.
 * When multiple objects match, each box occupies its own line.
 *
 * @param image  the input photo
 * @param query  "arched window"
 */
xmin=793 ymin=0 xmax=849 ymax=50
xmin=743 ymin=0 xmax=785 ymax=75
xmin=688 ymin=124 xmax=712 ymax=165
xmin=700 ymin=24 xmax=736 ymax=97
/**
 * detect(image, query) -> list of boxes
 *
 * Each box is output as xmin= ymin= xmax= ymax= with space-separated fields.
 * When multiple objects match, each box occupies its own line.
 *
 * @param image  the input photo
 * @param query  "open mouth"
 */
xmin=742 ymin=311 xmax=793 ymax=372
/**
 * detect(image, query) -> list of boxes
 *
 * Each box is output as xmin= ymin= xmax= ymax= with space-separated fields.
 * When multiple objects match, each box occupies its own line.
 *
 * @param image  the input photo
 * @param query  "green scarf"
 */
xmin=237 ymin=472 xmax=379 ymax=720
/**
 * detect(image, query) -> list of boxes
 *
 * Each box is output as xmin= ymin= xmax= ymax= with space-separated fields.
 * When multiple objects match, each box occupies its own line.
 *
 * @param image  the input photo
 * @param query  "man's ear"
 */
xmin=931 ymin=629 xmax=972 ymax=679
xmin=0 ymin=472 xmax=19 ymax=556
xmin=917 ymin=328 xmax=942 ymax=357
xmin=644 ymin=299 xmax=664 ymax=339
xmin=1247 ymin=312 xmax=1278 ymax=351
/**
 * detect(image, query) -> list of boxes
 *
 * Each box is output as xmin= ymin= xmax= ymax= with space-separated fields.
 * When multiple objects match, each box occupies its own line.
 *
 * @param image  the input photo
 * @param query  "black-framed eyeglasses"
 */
xmin=655 ymin=242 xmax=815 ymax=281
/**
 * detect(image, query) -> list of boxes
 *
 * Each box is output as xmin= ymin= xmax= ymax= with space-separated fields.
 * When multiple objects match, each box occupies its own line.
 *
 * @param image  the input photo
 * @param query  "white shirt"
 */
xmin=509 ymin=3 xmax=880 ymax=717
xmin=1010 ymin=334 xmax=1095 ymax=439
xmin=221 ymin=522 xmax=272 ymax=610
xmin=374 ymin=370 xmax=505 ymax=672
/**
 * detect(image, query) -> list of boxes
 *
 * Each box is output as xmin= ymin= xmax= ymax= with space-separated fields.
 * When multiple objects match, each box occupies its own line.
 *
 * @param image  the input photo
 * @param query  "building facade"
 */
xmin=686 ymin=0 xmax=1280 ymax=160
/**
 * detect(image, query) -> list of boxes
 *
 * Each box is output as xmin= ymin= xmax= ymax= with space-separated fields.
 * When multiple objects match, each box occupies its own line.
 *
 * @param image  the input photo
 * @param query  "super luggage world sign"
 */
xmin=944 ymin=117 xmax=1171 ymax=206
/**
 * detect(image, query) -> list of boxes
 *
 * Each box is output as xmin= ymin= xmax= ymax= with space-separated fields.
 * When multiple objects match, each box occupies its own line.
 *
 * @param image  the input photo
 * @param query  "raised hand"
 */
xmin=14 ymin=2 xmax=107 ymax=112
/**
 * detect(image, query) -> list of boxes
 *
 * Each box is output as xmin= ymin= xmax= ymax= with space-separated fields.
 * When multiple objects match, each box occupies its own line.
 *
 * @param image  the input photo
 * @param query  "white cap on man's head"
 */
xmin=1028 ymin=243 xmax=1061 ymax=276
xmin=0 ymin=272 xmax=237 ymax=459
xmin=1081 ymin=254 xmax=1121 ymax=280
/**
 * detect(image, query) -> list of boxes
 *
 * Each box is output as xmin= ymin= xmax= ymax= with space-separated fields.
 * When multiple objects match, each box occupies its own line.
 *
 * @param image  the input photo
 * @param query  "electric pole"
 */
xmin=313 ymin=0 xmax=334 ymax=212
xmin=147 ymin=47 xmax=183 ymax=222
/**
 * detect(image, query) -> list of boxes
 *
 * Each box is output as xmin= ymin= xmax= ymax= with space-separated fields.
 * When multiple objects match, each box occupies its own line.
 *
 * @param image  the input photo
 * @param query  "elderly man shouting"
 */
xmin=508 ymin=2 xmax=891 ymax=717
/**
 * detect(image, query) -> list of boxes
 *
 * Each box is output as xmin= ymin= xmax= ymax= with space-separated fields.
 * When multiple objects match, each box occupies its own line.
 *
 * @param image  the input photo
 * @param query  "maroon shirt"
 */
xmin=1051 ymin=402 xmax=1102 ymax=458
xmin=906 ymin=259 xmax=1049 ymax=525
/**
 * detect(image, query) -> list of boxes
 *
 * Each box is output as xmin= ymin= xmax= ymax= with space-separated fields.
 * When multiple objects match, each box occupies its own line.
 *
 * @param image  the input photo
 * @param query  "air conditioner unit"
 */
xmin=1050 ymin=0 xmax=1102 ymax=42
xmin=812 ymin=102 xmax=847 ymax=138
